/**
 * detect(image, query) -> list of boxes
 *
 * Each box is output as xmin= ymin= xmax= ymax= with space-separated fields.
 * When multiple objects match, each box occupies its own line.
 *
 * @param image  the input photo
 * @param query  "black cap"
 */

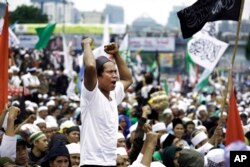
xmin=96 ymin=56 xmax=112 ymax=71
xmin=40 ymin=142 xmax=70 ymax=167
xmin=66 ymin=126 xmax=80 ymax=134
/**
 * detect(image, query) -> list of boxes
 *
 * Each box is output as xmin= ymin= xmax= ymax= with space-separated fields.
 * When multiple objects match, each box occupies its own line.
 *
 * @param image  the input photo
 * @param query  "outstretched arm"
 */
xmin=82 ymin=38 xmax=97 ymax=91
xmin=104 ymin=43 xmax=133 ymax=91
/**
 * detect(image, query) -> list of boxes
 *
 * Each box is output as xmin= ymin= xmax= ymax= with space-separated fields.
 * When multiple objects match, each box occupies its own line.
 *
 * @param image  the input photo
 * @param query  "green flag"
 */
xmin=185 ymin=51 xmax=197 ymax=85
xmin=194 ymin=69 xmax=211 ymax=92
xmin=163 ymin=79 xmax=169 ymax=95
xmin=149 ymin=60 xmax=157 ymax=73
xmin=35 ymin=23 xmax=56 ymax=50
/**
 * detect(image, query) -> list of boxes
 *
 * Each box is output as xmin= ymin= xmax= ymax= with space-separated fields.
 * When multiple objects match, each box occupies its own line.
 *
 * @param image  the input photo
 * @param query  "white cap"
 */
xmin=152 ymin=122 xmax=166 ymax=132
xmin=46 ymin=100 xmax=55 ymax=107
xmin=196 ymin=125 xmax=207 ymax=132
xmin=196 ymin=105 xmax=207 ymax=118
xmin=26 ymin=106 xmax=34 ymax=112
xmin=24 ymin=54 xmax=29 ymax=58
xmin=12 ymin=100 xmax=20 ymax=106
xmin=34 ymin=118 xmax=46 ymax=126
xmin=38 ymin=106 xmax=48 ymax=112
xmin=163 ymin=108 xmax=172 ymax=115
xmin=59 ymin=120 xmax=75 ymax=133
xmin=30 ymin=102 xmax=38 ymax=109
xmin=66 ymin=143 xmax=80 ymax=154
xmin=191 ymin=131 xmax=208 ymax=147
xmin=10 ymin=66 xmax=19 ymax=72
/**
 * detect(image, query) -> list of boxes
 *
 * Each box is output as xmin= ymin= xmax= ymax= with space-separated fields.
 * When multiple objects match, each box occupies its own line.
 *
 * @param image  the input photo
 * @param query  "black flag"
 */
xmin=177 ymin=0 xmax=242 ymax=39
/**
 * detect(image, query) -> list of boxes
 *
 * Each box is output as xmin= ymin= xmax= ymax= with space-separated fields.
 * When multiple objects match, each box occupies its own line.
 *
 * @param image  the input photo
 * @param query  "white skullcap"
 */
xmin=196 ymin=105 xmax=207 ymax=118
xmin=152 ymin=122 xmax=166 ymax=132
xmin=188 ymin=105 xmax=196 ymax=110
xmin=38 ymin=94 xmax=43 ymax=99
xmin=34 ymin=118 xmax=46 ymax=125
xmin=66 ymin=143 xmax=80 ymax=154
xmin=45 ymin=117 xmax=58 ymax=128
xmin=12 ymin=100 xmax=20 ymax=106
xmin=59 ymin=120 xmax=75 ymax=133
xmin=50 ymin=96 xmax=56 ymax=100
xmin=160 ymin=133 xmax=168 ymax=144
xmin=60 ymin=95 xmax=69 ymax=101
xmin=46 ymin=70 xmax=54 ymax=76
xmin=24 ymin=54 xmax=29 ymax=58
xmin=245 ymin=108 xmax=250 ymax=114
xmin=150 ymin=161 xmax=166 ymax=167
xmin=117 ymin=132 xmax=125 ymax=140
xmin=25 ymin=100 xmax=32 ymax=107
xmin=26 ymin=106 xmax=34 ymax=112
xmin=38 ymin=106 xmax=48 ymax=112
xmin=240 ymin=101 xmax=246 ymax=106
xmin=46 ymin=100 xmax=55 ymax=107
xmin=191 ymin=131 xmax=208 ymax=147
xmin=238 ymin=106 xmax=244 ymax=112
xmin=178 ymin=103 xmax=187 ymax=113
xmin=116 ymin=147 xmax=127 ymax=156
xmin=69 ymin=103 xmax=77 ymax=108
xmin=163 ymin=108 xmax=172 ymax=115
xmin=10 ymin=65 xmax=19 ymax=72
xmin=43 ymin=94 xmax=48 ymax=99
xmin=182 ymin=117 xmax=192 ymax=123
xmin=196 ymin=125 xmax=207 ymax=132
xmin=197 ymin=142 xmax=214 ymax=155
xmin=30 ymin=102 xmax=38 ymax=109
xmin=20 ymin=123 xmax=40 ymax=134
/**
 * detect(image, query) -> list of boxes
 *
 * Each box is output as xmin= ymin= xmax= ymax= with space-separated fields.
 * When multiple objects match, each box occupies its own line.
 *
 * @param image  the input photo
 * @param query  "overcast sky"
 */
xmin=5 ymin=0 xmax=250 ymax=25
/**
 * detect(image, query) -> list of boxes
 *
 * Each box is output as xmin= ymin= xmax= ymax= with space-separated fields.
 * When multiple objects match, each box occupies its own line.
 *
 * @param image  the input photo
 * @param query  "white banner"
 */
xmin=129 ymin=37 xmax=175 ymax=51
xmin=187 ymin=33 xmax=228 ymax=71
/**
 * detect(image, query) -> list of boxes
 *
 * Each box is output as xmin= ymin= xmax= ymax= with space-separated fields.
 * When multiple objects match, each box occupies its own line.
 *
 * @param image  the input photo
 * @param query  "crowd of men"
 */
xmin=0 ymin=37 xmax=250 ymax=167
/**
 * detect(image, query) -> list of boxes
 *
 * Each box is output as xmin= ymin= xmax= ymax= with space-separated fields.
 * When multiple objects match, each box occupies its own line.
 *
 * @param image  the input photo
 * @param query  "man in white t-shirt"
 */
xmin=80 ymin=38 xmax=133 ymax=166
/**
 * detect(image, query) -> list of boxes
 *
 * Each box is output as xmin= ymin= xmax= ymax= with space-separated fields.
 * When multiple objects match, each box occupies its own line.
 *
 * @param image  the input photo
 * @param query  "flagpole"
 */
xmin=219 ymin=0 xmax=245 ymax=125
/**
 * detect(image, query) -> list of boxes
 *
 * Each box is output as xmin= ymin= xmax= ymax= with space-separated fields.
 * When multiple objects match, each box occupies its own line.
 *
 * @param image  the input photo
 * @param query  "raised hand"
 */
xmin=104 ymin=43 xmax=119 ymax=55
xmin=81 ymin=37 xmax=94 ymax=48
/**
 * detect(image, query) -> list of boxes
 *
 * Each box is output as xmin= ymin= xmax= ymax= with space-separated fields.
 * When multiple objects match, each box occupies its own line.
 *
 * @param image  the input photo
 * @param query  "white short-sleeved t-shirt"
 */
xmin=80 ymin=81 xmax=125 ymax=166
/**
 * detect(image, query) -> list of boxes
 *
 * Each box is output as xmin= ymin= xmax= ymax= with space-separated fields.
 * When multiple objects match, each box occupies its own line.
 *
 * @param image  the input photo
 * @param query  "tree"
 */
xmin=9 ymin=5 xmax=48 ymax=24
xmin=246 ymin=35 xmax=250 ymax=60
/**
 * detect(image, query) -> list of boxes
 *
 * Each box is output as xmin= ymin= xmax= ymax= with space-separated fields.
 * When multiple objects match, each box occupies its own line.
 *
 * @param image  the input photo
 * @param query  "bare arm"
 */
xmin=82 ymin=38 xmax=97 ymax=91
xmin=104 ymin=43 xmax=133 ymax=91
xmin=0 ymin=104 xmax=8 ymax=129
xmin=140 ymin=132 xmax=158 ymax=166
xmin=6 ymin=106 xmax=20 ymax=136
